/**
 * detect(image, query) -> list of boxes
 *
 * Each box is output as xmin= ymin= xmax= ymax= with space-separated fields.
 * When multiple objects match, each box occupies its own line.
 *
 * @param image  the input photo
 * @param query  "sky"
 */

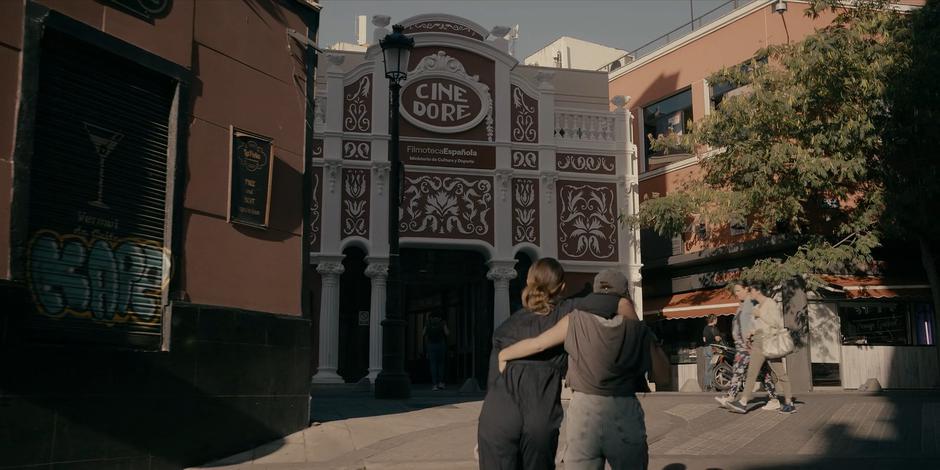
xmin=318 ymin=0 xmax=734 ymax=59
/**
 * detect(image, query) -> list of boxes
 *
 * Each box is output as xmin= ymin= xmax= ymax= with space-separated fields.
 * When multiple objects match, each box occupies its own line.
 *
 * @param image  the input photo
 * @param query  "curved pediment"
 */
xmin=400 ymin=14 xmax=489 ymax=41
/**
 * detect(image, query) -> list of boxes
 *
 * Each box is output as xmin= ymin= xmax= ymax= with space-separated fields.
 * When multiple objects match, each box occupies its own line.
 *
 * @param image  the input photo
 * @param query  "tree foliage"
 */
xmin=629 ymin=0 xmax=933 ymax=287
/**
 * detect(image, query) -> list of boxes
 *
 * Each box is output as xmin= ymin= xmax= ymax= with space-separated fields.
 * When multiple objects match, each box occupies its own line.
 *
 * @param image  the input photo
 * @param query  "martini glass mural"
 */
xmin=84 ymin=122 xmax=124 ymax=209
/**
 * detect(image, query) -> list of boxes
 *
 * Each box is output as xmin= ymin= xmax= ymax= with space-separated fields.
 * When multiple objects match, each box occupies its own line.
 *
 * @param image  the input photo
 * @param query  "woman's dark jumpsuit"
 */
xmin=477 ymin=294 xmax=620 ymax=470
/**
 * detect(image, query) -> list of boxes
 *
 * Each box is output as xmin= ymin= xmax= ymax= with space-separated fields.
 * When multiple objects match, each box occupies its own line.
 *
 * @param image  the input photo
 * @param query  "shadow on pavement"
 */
xmin=310 ymin=385 xmax=485 ymax=423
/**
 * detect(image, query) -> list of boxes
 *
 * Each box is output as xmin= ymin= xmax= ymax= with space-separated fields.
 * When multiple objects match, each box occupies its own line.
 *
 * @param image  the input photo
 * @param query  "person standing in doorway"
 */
xmin=726 ymin=283 xmax=796 ymax=414
xmin=701 ymin=314 xmax=723 ymax=391
xmin=423 ymin=311 xmax=449 ymax=391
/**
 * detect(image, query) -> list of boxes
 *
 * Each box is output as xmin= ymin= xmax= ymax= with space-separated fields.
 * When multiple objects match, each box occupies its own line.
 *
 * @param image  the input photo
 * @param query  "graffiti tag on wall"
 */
xmin=26 ymin=230 xmax=168 ymax=324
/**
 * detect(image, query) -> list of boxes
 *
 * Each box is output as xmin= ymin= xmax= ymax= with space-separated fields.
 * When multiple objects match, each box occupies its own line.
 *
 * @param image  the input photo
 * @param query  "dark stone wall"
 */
xmin=0 ymin=282 xmax=312 ymax=469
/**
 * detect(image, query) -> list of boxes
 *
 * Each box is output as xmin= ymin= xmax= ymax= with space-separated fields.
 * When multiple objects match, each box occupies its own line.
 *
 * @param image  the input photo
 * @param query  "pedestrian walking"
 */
xmin=715 ymin=282 xmax=780 ymax=411
xmin=477 ymin=259 xmax=620 ymax=470
xmin=423 ymin=311 xmax=449 ymax=391
xmin=498 ymin=269 xmax=650 ymax=470
xmin=726 ymin=283 xmax=797 ymax=414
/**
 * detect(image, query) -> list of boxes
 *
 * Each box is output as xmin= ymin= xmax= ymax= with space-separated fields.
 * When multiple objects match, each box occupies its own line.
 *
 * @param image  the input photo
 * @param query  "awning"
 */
xmin=643 ymin=288 xmax=739 ymax=320
xmin=820 ymin=275 xmax=932 ymax=300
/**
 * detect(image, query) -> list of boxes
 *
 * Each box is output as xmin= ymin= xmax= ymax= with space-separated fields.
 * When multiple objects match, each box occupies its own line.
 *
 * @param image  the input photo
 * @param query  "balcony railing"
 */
xmin=554 ymin=109 xmax=616 ymax=143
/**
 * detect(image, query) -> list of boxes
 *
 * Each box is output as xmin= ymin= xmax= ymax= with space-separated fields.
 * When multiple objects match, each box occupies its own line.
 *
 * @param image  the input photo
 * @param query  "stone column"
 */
xmin=312 ymin=258 xmax=345 ymax=384
xmin=364 ymin=258 xmax=389 ymax=382
xmin=487 ymin=260 xmax=518 ymax=327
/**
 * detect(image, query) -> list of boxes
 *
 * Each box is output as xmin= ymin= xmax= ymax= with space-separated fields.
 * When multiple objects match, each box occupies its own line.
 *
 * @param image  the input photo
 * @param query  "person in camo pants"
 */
xmin=716 ymin=282 xmax=780 ymax=411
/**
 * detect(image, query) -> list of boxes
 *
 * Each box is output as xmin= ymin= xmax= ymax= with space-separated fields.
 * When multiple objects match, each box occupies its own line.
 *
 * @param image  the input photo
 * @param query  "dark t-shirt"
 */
xmin=485 ymin=293 xmax=621 ymax=389
xmin=565 ymin=311 xmax=652 ymax=396
xmin=702 ymin=324 xmax=722 ymax=346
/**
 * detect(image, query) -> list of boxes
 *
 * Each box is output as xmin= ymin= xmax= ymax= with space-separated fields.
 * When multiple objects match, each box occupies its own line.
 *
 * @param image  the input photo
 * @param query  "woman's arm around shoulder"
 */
xmin=497 ymin=315 xmax=570 ymax=372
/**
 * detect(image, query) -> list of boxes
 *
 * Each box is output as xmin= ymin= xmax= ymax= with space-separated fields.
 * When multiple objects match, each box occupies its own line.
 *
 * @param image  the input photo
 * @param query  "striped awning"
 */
xmin=643 ymin=288 xmax=739 ymax=320
xmin=820 ymin=275 xmax=932 ymax=300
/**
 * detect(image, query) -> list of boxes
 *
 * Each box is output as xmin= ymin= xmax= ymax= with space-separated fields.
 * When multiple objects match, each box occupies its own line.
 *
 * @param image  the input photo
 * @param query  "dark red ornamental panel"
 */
xmin=342 ymin=140 xmax=371 ymax=160
xmin=556 ymin=180 xmax=618 ymax=262
xmin=311 ymin=138 xmax=323 ymax=159
xmin=511 ymin=178 xmax=539 ymax=246
xmin=511 ymin=150 xmax=538 ymax=170
xmin=341 ymin=168 xmax=370 ymax=239
xmin=343 ymin=74 xmax=372 ymax=134
xmin=400 ymin=171 xmax=494 ymax=244
xmin=511 ymin=84 xmax=538 ymax=144
xmin=555 ymin=153 xmax=616 ymax=175
xmin=310 ymin=166 xmax=323 ymax=252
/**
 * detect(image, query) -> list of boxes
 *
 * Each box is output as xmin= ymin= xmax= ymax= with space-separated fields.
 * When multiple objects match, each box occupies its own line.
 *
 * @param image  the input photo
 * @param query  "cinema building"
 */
xmin=606 ymin=0 xmax=936 ymax=390
xmin=310 ymin=14 xmax=641 ymax=387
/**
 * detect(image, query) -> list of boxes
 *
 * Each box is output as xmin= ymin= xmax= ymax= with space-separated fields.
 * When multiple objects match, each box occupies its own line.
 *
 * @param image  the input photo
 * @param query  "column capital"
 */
xmin=495 ymin=168 xmax=514 ymax=203
xmin=373 ymin=161 xmax=391 ymax=196
xmin=486 ymin=259 xmax=518 ymax=282
xmin=324 ymin=160 xmax=343 ymax=193
xmin=365 ymin=261 xmax=389 ymax=279
xmin=315 ymin=253 xmax=345 ymax=276
xmin=540 ymin=171 xmax=559 ymax=205
xmin=317 ymin=262 xmax=345 ymax=276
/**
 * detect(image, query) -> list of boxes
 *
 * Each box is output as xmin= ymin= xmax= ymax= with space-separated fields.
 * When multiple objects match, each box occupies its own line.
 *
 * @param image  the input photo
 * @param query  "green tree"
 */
xmin=633 ymin=0 xmax=940 ymax=358
xmin=634 ymin=0 xmax=907 ymax=284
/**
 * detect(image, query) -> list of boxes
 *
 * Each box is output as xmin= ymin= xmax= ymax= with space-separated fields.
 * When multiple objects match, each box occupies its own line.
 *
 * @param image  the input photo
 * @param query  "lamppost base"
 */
xmin=374 ymin=371 xmax=411 ymax=399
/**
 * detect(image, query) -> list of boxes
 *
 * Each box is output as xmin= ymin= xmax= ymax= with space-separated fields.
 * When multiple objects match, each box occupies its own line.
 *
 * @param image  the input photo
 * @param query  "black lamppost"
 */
xmin=375 ymin=24 xmax=414 ymax=399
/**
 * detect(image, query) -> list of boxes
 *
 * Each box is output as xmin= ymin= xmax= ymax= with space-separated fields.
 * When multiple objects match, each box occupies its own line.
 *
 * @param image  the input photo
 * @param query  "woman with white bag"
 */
xmin=726 ymin=283 xmax=797 ymax=414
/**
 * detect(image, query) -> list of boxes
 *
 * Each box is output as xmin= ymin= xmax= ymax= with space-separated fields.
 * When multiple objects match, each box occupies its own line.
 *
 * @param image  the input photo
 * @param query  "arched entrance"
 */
xmin=401 ymin=248 xmax=493 ymax=388
xmin=338 ymin=247 xmax=370 ymax=382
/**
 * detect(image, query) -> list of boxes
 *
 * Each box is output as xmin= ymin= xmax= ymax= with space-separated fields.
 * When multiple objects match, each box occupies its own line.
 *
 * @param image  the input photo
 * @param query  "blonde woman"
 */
xmin=477 ymin=258 xmax=619 ymax=470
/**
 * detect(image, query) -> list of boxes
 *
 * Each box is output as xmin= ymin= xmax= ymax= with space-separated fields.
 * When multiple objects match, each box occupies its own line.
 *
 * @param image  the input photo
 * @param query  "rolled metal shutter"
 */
xmin=24 ymin=28 xmax=175 ymax=349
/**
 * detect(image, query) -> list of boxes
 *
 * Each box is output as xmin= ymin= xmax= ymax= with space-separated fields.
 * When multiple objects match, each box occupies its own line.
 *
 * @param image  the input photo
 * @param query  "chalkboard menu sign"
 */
xmin=228 ymin=127 xmax=274 ymax=228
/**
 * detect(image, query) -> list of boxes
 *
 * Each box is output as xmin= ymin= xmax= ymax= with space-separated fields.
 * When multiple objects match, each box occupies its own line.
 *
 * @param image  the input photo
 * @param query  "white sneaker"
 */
xmin=715 ymin=395 xmax=732 ymax=408
xmin=761 ymin=399 xmax=781 ymax=411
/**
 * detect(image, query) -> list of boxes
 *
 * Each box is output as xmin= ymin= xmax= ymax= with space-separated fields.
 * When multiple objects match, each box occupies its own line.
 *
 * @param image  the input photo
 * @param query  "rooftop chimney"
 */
xmin=356 ymin=15 xmax=367 ymax=45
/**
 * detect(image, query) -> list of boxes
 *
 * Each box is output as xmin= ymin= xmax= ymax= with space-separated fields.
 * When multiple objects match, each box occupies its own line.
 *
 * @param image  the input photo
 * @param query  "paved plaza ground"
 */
xmin=192 ymin=386 xmax=940 ymax=470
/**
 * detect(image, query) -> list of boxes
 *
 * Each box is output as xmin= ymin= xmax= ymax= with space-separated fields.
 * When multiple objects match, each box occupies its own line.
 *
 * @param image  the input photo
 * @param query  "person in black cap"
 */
xmin=477 ymin=259 xmax=621 ymax=470
xmin=498 ymin=269 xmax=651 ymax=470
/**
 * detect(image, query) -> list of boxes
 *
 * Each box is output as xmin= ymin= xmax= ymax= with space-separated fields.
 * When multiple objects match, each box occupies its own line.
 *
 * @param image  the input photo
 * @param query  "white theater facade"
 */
xmin=309 ymin=14 xmax=641 ymax=387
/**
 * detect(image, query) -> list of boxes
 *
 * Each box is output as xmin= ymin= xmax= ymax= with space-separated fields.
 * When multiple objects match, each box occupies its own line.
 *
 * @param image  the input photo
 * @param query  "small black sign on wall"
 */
xmin=228 ymin=127 xmax=274 ymax=228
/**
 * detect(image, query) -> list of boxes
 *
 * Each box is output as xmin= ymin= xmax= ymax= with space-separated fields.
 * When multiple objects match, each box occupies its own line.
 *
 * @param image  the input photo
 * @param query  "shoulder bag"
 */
xmin=762 ymin=326 xmax=794 ymax=359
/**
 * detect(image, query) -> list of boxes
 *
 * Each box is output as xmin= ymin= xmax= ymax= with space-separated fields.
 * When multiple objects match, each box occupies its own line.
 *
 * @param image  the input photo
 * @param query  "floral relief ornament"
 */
xmin=400 ymin=175 xmax=492 ymax=237
xmin=513 ymin=179 xmax=537 ymax=244
xmin=309 ymin=171 xmax=321 ymax=247
xmin=557 ymin=154 xmax=615 ymax=173
xmin=344 ymin=75 xmax=371 ymax=133
xmin=558 ymin=184 xmax=617 ymax=260
xmin=342 ymin=170 xmax=368 ymax=237
xmin=512 ymin=86 xmax=538 ymax=143
xmin=512 ymin=150 xmax=538 ymax=170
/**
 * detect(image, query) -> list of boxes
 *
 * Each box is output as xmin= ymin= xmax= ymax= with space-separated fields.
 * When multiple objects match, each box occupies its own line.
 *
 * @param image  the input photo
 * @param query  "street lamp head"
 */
xmin=380 ymin=24 xmax=414 ymax=84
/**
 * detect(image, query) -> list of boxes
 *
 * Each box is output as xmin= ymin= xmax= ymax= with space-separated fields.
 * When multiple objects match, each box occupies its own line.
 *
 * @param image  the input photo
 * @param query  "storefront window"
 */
xmin=642 ymin=89 xmax=692 ymax=167
xmin=839 ymin=301 xmax=935 ymax=346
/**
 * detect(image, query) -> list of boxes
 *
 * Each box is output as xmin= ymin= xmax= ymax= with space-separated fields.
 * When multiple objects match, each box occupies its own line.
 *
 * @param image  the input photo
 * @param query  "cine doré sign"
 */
xmin=400 ymin=51 xmax=491 ymax=135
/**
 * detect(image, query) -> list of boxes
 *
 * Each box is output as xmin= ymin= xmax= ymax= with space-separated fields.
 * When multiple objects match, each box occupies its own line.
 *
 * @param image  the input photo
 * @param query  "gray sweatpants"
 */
xmin=564 ymin=391 xmax=648 ymax=470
